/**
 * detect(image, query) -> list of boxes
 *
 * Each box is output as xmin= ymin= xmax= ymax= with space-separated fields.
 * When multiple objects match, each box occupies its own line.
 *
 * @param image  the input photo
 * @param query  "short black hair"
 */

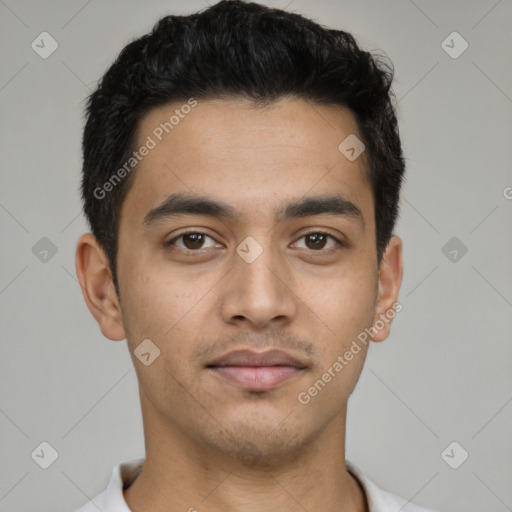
xmin=81 ymin=0 xmax=405 ymax=294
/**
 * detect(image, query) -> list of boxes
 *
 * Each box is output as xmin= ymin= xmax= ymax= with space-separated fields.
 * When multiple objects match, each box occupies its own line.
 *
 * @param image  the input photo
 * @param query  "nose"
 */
xmin=219 ymin=239 xmax=297 ymax=330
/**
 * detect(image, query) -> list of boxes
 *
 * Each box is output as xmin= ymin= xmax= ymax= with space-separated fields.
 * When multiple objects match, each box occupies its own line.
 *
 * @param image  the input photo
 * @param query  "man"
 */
xmin=74 ymin=1 xmax=439 ymax=511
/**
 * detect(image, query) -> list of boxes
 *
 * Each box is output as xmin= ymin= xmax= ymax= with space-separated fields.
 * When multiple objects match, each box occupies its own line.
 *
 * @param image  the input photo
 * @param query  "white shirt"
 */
xmin=75 ymin=457 xmax=439 ymax=512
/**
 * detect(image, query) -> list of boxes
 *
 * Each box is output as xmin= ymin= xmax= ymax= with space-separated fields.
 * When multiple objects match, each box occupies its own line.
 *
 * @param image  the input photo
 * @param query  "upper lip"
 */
xmin=206 ymin=349 xmax=307 ymax=369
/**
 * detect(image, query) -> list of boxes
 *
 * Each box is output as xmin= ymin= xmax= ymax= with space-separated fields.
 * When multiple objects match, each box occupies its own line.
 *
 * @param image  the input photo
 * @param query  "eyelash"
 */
xmin=165 ymin=230 xmax=345 ymax=253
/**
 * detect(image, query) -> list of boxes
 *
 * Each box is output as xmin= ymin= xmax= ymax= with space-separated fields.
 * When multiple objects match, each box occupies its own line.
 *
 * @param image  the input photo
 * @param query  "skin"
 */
xmin=76 ymin=97 xmax=403 ymax=512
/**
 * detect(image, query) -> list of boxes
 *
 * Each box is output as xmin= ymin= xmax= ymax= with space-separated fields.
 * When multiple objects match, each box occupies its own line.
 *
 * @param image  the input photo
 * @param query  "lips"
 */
xmin=206 ymin=349 xmax=307 ymax=369
xmin=206 ymin=349 xmax=307 ymax=391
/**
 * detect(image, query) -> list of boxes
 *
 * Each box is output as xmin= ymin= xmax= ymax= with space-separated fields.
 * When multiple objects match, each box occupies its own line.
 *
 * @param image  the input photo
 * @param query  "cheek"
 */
xmin=118 ymin=258 xmax=216 ymax=366
xmin=119 ymin=276 xmax=201 ymax=404
xmin=297 ymin=261 xmax=377 ymax=340
xmin=296 ymin=269 xmax=375 ymax=412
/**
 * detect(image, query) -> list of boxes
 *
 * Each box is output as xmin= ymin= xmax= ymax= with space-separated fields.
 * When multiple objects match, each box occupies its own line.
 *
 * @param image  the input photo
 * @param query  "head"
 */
xmin=76 ymin=0 xmax=404 ymax=465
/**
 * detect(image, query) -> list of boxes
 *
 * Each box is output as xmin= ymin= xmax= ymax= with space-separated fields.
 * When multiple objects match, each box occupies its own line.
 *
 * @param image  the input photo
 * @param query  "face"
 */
xmin=77 ymin=96 xmax=402 ymax=465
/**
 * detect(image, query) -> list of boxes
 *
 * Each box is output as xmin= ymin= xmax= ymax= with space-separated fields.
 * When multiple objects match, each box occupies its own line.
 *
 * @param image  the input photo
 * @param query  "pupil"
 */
xmin=185 ymin=233 xmax=203 ymax=249
xmin=307 ymin=233 xmax=326 ymax=250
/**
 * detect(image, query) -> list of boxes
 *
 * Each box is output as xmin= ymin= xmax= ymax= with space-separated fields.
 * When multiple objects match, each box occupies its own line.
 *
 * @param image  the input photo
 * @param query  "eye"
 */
xmin=166 ymin=232 xmax=220 ymax=251
xmin=293 ymin=232 xmax=342 ymax=251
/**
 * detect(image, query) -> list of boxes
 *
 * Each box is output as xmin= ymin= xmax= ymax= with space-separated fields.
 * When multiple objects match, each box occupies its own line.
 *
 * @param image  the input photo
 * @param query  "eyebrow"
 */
xmin=143 ymin=192 xmax=364 ymax=228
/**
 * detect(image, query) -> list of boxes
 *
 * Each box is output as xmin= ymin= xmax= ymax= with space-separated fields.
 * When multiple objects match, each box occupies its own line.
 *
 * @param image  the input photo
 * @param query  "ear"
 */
xmin=371 ymin=235 xmax=403 ymax=342
xmin=75 ymin=233 xmax=126 ymax=341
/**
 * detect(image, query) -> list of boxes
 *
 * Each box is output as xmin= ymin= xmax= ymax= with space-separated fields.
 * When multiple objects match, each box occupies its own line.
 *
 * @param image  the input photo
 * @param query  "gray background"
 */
xmin=1 ymin=0 xmax=511 ymax=511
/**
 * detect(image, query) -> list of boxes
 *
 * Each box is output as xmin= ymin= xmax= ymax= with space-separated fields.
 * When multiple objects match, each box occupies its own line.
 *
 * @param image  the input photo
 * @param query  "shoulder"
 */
xmin=73 ymin=457 xmax=144 ymax=512
xmin=346 ymin=461 xmax=440 ymax=512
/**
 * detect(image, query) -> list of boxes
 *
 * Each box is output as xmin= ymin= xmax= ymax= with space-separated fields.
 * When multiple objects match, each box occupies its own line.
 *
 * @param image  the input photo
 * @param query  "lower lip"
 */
xmin=208 ymin=365 xmax=303 ymax=390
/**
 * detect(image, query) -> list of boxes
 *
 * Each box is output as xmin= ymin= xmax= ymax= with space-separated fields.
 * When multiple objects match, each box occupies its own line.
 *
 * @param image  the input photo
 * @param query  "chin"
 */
xmin=197 ymin=415 xmax=317 ymax=468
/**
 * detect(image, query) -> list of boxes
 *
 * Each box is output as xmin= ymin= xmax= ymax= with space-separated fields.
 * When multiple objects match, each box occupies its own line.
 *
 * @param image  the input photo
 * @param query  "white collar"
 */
xmin=76 ymin=457 xmax=438 ymax=512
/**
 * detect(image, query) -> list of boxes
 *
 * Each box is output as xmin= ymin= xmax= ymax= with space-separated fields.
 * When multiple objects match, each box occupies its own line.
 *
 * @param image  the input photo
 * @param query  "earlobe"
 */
xmin=75 ymin=233 xmax=126 ymax=341
xmin=371 ymin=235 xmax=403 ymax=342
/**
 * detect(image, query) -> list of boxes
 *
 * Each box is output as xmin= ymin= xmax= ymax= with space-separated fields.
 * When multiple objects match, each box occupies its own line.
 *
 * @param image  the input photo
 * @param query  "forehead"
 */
xmin=121 ymin=97 xmax=373 ymax=228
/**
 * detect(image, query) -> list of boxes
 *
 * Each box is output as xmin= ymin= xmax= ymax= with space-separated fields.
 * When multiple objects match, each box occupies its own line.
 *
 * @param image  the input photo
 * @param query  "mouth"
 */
xmin=206 ymin=349 xmax=307 ymax=391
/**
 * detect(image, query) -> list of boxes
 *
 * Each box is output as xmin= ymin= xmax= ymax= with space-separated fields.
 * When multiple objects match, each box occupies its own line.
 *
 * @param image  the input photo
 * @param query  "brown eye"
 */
xmin=295 ymin=232 xmax=340 ymax=251
xmin=305 ymin=233 xmax=328 ymax=250
xmin=167 ymin=232 xmax=218 ymax=251
xmin=182 ymin=233 xmax=205 ymax=250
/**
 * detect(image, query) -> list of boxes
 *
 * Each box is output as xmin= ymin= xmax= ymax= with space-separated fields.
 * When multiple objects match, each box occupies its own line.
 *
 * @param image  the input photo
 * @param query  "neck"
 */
xmin=124 ymin=400 xmax=368 ymax=512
